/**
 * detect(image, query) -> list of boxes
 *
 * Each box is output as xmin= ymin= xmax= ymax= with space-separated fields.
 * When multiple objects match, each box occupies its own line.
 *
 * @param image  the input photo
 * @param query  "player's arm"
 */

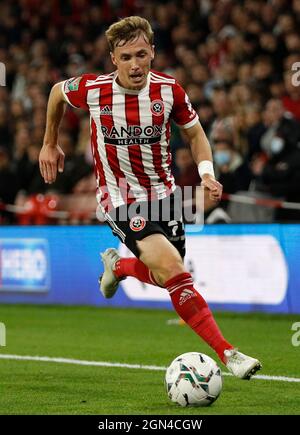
xmin=184 ymin=122 xmax=223 ymax=202
xmin=171 ymin=80 xmax=222 ymax=202
xmin=39 ymin=82 xmax=66 ymax=184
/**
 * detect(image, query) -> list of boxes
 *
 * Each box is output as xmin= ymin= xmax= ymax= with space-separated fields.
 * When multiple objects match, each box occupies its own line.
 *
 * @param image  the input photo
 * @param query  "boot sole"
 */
xmin=243 ymin=361 xmax=262 ymax=380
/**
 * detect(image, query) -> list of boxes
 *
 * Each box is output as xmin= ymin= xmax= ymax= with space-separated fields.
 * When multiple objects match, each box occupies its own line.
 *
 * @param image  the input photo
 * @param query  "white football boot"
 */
xmin=99 ymin=248 xmax=124 ymax=299
xmin=224 ymin=349 xmax=262 ymax=380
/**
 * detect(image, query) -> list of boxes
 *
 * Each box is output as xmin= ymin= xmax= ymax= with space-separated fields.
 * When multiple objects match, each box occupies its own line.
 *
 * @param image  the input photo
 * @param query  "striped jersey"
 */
xmin=62 ymin=70 xmax=199 ymax=212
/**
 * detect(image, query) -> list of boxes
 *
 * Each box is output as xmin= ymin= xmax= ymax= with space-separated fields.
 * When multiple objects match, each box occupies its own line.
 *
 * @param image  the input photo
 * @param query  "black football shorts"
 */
xmin=104 ymin=191 xmax=185 ymax=259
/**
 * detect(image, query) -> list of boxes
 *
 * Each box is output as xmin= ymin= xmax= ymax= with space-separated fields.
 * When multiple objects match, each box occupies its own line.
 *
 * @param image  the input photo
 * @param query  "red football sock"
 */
xmin=165 ymin=272 xmax=233 ymax=364
xmin=114 ymin=258 xmax=160 ymax=286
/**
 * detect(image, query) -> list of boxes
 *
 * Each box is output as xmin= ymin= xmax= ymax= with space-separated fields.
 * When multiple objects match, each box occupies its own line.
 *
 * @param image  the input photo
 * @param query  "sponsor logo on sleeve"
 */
xmin=64 ymin=77 xmax=82 ymax=93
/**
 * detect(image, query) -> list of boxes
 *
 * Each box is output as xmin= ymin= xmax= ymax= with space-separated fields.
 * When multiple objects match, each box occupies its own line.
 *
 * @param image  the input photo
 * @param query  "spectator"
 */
xmin=48 ymin=131 xmax=92 ymax=194
xmin=245 ymin=104 xmax=267 ymax=161
xmin=214 ymin=139 xmax=252 ymax=209
xmin=251 ymin=134 xmax=300 ymax=221
xmin=16 ymin=143 xmax=46 ymax=195
xmin=260 ymin=98 xmax=300 ymax=155
xmin=0 ymin=104 xmax=13 ymax=149
xmin=175 ymin=145 xmax=201 ymax=192
xmin=0 ymin=147 xmax=18 ymax=222
xmin=197 ymin=100 xmax=215 ymax=135
xmin=282 ymin=70 xmax=300 ymax=121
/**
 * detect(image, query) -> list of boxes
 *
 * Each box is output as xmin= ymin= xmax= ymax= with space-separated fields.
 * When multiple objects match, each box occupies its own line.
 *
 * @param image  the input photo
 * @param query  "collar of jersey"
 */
xmin=112 ymin=71 xmax=150 ymax=95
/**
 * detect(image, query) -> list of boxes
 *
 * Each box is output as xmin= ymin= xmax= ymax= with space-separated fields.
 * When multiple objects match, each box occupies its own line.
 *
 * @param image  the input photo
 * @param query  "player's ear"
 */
xmin=110 ymin=52 xmax=117 ymax=66
xmin=151 ymin=45 xmax=155 ymax=61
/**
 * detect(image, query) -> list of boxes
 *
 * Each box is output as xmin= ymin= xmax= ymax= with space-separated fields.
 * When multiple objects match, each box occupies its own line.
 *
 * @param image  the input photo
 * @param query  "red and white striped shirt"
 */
xmin=62 ymin=70 xmax=199 ymax=212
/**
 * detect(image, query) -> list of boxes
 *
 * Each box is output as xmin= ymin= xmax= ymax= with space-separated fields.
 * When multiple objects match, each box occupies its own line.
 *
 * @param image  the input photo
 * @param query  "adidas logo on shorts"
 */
xmin=179 ymin=288 xmax=196 ymax=305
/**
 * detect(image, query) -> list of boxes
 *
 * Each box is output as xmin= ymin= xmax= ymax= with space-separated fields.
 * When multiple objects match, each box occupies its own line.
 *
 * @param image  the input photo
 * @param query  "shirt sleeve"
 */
xmin=61 ymin=74 xmax=97 ymax=109
xmin=171 ymin=81 xmax=199 ymax=129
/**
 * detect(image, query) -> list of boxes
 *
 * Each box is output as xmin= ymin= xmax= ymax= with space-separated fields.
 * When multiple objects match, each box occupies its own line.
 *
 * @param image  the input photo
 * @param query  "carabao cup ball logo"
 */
xmin=129 ymin=216 xmax=146 ymax=232
xmin=151 ymin=100 xmax=164 ymax=116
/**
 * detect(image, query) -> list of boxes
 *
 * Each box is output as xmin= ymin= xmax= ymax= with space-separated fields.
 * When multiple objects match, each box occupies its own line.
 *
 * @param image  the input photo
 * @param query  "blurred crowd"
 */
xmin=1 ymin=0 xmax=300 ymax=224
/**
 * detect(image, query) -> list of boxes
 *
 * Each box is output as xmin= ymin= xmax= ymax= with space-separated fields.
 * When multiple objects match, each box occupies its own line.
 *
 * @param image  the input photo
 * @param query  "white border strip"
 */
xmin=0 ymin=354 xmax=299 ymax=383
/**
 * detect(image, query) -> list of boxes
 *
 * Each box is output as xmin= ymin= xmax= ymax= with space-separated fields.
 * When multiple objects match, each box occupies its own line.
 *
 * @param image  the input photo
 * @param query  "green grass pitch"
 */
xmin=0 ymin=304 xmax=299 ymax=415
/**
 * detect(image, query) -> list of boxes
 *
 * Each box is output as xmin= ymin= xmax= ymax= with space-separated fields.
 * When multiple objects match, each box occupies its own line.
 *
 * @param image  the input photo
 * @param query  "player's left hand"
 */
xmin=201 ymin=174 xmax=223 ymax=203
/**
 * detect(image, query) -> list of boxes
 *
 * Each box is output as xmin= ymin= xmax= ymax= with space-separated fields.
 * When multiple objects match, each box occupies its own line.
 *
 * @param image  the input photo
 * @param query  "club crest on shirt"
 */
xmin=151 ymin=100 xmax=164 ymax=116
xmin=64 ymin=77 xmax=82 ymax=93
xmin=129 ymin=216 xmax=146 ymax=232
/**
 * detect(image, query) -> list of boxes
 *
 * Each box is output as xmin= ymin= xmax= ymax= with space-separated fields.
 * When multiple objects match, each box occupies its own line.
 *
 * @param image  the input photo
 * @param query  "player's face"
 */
xmin=111 ymin=34 xmax=154 ymax=90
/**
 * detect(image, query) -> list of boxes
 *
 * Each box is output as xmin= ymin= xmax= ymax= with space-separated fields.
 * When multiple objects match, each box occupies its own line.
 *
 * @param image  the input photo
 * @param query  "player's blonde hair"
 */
xmin=105 ymin=16 xmax=154 ymax=52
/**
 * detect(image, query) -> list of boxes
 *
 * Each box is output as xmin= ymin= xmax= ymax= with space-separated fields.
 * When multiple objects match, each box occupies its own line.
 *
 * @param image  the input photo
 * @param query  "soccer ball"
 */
xmin=165 ymin=352 xmax=223 ymax=407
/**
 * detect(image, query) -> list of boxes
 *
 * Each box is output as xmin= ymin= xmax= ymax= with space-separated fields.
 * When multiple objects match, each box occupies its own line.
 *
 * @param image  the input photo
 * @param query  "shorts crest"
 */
xmin=129 ymin=216 xmax=146 ymax=232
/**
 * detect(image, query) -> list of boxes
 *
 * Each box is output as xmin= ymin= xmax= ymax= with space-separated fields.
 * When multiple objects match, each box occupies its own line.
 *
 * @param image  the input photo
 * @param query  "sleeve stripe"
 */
xmin=61 ymin=81 xmax=79 ymax=108
xmin=181 ymin=115 xmax=199 ymax=129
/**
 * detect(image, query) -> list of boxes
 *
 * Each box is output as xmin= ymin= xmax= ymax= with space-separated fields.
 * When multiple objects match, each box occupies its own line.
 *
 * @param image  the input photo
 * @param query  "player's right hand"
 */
xmin=39 ymin=143 xmax=65 ymax=184
xmin=201 ymin=174 xmax=223 ymax=203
